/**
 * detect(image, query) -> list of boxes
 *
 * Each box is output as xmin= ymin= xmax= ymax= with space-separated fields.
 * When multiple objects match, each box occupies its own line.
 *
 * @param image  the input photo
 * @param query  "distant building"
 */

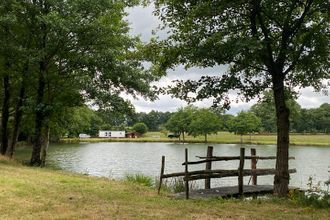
xmin=125 ymin=132 xmax=141 ymax=138
xmin=98 ymin=130 xmax=125 ymax=138
xmin=79 ymin=134 xmax=91 ymax=139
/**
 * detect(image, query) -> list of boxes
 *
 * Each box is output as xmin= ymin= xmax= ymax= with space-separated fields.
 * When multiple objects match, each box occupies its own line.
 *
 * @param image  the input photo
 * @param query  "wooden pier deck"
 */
xmin=158 ymin=147 xmax=297 ymax=199
xmin=174 ymin=185 xmax=274 ymax=199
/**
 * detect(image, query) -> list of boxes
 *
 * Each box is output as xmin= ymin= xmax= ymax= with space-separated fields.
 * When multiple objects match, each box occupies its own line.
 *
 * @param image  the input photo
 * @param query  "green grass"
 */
xmin=0 ymin=157 xmax=329 ymax=219
xmin=63 ymin=131 xmax=330 ymax=146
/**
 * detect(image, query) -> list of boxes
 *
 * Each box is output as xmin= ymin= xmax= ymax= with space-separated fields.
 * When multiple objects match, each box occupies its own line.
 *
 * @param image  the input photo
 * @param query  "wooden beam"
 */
xmin=192 ymin=156 xmax=295 ymax=164
xmin=251 ymin=148 xmax=257 ymax=185
xmin=162 ymin=168 xmax=297 ymax=179
xmin=185 ymin=148 xmax=189 ymax=199
xmin=185 ymin=169 xmax=297 ymax=181
xmin=205 ymin=146 xmax=213 ymax=189
xmin=238 ymin=148 xmax=245 ymax=195
xmin=157 ymin=156 xmax=165 ymax=194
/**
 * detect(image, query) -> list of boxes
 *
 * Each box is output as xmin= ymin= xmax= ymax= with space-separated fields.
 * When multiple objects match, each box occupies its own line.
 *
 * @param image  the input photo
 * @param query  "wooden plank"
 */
xmin=193 ymin=156 xmax=295 ymax=163
xmin=185 ymin=169 xmax=297 ymax=181
xmin=157 ymin=156 xmax=165 ymax=194
xmin=205 ymin=146 xmax=213 ymax=189
xmin=185 ymin=148 xmax=189 ymax=199
xmin=163 ymin=168 xmax=297 ymax=179
xmin=175 ymin=185 xmax=275 ymax=199
xmin=251 ymin=148 xmax=257 ymax=185
xmin=238 ymin=148 xmax=245 ymax=194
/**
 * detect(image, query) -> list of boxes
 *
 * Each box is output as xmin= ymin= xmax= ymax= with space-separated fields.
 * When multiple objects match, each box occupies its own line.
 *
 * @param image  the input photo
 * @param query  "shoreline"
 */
xmin=60 ymin=137 xmax=330 ymax=147
xmin=1 ymin=156 xmax=329 ymax=219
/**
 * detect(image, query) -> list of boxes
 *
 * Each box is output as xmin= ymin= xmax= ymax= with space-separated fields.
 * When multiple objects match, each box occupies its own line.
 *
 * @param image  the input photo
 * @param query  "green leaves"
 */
xmin=165 ymin=106 xmax=221 ymax=142
xmin=227 ymin=111 xmax=261 ymax=136
xmin=165 ymin=106 xmax=195 ymax=136
xmin=150 ymin=0 xmax=329 ymax=105
xmin=188 ymin=108 xmax=221 ymax=142
xmin=132 ymin=122 xmax=148 ymax=135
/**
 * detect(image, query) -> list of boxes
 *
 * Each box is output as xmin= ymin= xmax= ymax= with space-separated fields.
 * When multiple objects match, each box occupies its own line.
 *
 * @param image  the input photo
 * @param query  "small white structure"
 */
xmin=98 ymin=130 xmax=125 ymax=138
xmin=79 ymin=133 xmax=91 ymax=139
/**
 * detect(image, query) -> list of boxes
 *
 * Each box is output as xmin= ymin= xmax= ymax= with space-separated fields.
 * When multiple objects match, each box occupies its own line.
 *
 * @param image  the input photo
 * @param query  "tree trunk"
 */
xmin=204 ymin=134 xmax=207 ymax=143
xmin=6 ymin=65 xmax=28 ymax=158
xmin=30 ymin=63 xmax=46 ymax=166
xmin=272 ymin=75 xmax=290 ymax=197
xmin=240 ymin=134 xmax=243 ymax=144
xmin=40 ymin=124 xmax=50 ymax=167
xmin=182 ymin=132 xmax=185 ymax=143
xmin=1 ymin=75 xmax=10 ymax=155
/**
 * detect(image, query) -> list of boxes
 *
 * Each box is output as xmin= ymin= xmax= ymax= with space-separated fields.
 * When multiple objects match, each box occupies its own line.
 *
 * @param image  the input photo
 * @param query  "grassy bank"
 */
xmin=62 ymin=132 xmax=330 ymax=146
xmin=0 ymin=157 xmax=329 ymax=219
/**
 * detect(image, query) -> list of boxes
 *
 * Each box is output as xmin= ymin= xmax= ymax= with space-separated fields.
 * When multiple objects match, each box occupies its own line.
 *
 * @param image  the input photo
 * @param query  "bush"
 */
xmin=289 ymin=177 xmax=330 ymax=209
xmin=132 ymin=123 xmax=148 ymax=135
xmin=125 ymin=173 xmax=153 ymax=187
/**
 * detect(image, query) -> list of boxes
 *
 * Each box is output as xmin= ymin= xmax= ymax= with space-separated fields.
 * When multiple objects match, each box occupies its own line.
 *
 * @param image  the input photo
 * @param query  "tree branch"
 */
xmin=290 ymin=0 xmax=314 ymax=36
xmin=283 ymin=43 xmax=306 ymax=75
xmin=255 ymin=4 xmax=275 ymax=72
xmin=276 ymin=0 xmax=300 ymax=69
xmin=283 ymin=19 xmax=325 ymax=75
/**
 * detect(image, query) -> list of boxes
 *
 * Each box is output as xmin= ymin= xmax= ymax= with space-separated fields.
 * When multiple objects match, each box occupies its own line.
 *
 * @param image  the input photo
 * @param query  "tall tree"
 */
xmin=293 ymin=103 xmax=330 ymax=133
xmin=228 ymin=111 xmax=261 ymax=143
xmin=0 ymin=0 xmax=156 ymax=165
xmin=150 ymin=0 xmax=329 ymax=196
xmin=165 ymin=106 xmax=195 ymax=142
xmin=251 ymin=91 xmax=301 ymax=133
xmin=188 ymin=108 xmax=222 ymax=142
xmin=0 ymin=0 xmax=16 ymax=155
xmin=134 ymin=110 xmax=173 ymax=131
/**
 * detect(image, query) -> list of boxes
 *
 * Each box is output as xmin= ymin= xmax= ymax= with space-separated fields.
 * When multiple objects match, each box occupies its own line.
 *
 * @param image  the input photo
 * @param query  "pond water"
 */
xmin=15 ymin=142 xmax=330 ymax=190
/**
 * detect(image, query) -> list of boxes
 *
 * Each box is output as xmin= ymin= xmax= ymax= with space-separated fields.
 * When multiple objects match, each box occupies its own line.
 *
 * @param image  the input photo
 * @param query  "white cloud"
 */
xmin=125 ymin=5 xmax=329 ymax=114
xmin=125 ymin=6 xmax=158 ymax=42
xmin=297 ymin=87 xmax=330 ymax=109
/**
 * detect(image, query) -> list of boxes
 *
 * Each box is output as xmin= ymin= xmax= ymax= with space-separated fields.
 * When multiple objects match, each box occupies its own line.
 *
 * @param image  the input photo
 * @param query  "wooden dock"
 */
xmin=174 ymin=185 xmax=274 ymax=199
xmin=158 ymin=147 xmax=297 ymax=199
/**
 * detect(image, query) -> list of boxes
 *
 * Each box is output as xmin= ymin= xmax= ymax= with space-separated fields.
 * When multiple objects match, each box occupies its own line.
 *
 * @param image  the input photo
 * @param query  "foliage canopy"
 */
xmin=150 ymin=0 xmax=330 ymax=196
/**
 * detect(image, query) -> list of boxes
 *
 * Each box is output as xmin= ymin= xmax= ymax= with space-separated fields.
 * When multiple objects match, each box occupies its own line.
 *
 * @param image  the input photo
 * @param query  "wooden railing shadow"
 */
xmin=158 ymin=147 xmax=296 ymax=199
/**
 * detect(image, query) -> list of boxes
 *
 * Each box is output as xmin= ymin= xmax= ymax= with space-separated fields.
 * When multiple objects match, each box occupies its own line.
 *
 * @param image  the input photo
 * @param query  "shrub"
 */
xmin=125 ymin=173 xmax=153 ymax=187
xmin=132 ymin=123 xmax=148 ymax=135
xmin=289 ymin=177 xmax=330 ymax=209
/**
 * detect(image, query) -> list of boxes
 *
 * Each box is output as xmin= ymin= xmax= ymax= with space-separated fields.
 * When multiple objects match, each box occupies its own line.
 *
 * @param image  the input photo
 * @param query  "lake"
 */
xmin=15 ymin=142 xmax=330 ymax=190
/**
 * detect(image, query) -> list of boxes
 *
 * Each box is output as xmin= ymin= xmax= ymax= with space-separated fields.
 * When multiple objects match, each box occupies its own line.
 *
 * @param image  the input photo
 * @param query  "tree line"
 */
xmin=48 ymin=94 xmax=329 ymax=140
xmin=0 ymin=1 xmax=154 ymax=165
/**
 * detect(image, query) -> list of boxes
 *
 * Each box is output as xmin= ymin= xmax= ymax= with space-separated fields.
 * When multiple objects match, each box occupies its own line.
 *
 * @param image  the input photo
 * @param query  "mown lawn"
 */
xmin=0 ymin=157 xmax=329 ymax=219
xmin=63 ymin=132 xmax=330 ymax=146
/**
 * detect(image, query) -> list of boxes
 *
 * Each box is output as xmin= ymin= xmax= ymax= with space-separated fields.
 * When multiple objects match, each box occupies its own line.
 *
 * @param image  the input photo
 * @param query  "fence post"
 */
xmin=185 ymin=148 xmax=189 ymax=199
xmin=158 ymin=156 xmax=165 ymax=194
xmin=238 ymin=148 xmax=245 ymax=195
xmin=251 ymin=148 xmax=257 ymax=185
xmin=205 ymin=146 xmax=213 ymax=189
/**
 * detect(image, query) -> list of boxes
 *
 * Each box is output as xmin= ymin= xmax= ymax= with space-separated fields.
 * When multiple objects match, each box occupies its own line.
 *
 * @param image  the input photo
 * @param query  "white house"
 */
xmin=98 ymin=130 xmax=125 ymax=138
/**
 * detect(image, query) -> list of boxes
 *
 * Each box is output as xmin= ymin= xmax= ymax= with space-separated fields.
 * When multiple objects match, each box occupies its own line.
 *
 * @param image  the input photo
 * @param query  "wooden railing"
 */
xmin=158 ymin=146 xmax=296 ymax=199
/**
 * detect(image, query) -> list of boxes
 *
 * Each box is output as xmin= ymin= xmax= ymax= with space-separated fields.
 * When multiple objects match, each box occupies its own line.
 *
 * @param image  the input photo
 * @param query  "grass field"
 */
xmin=63 ymin=132 xmax=330 ymax=146
xmin=0 ymin=156 xmax=329 ymax=219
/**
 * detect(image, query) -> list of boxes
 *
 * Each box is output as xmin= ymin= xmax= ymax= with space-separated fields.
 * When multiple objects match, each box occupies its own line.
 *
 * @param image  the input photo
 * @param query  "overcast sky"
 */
xmin=125 ymin=5 xmax=329 ymax=114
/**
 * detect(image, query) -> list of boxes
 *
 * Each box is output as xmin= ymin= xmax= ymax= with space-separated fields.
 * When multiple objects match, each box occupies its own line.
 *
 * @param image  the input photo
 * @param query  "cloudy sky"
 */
xmin=125 ymin=5 xmax=329 ymax=114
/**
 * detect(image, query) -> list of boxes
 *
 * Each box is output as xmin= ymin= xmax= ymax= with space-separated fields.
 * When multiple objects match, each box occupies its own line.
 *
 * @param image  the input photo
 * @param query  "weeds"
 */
xmin=124 ymin=173 xmax=154 ymax=187
xmin=289 ymin=176 xmax=330 ymax=209
xmin=156 ymin=177 xmax=197 ymax=193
